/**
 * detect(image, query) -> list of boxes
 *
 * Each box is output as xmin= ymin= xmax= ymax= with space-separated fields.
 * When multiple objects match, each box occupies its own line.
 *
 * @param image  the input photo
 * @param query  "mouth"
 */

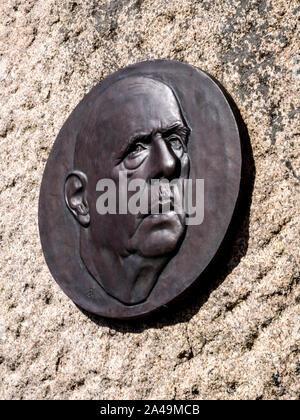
xmin=134 ymin=200 xmax=185 ymax=235
xmin=137 ymin=199 xmax=175 ymax=220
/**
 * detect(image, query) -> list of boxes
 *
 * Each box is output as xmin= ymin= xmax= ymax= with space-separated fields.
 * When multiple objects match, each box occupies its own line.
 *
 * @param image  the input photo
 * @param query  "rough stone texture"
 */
xmin=0 ymin=0 xmax=299 ymax=400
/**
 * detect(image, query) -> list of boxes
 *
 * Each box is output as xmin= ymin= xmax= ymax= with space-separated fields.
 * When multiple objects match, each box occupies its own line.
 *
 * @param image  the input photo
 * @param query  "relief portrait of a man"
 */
xmin=39 ymin=60 xmax=242 ymax=319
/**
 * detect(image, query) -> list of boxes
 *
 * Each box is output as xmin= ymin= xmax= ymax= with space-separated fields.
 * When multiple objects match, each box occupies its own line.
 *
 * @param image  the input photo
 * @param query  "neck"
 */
xmin=80 ymin=229 xmax=169 ymax=305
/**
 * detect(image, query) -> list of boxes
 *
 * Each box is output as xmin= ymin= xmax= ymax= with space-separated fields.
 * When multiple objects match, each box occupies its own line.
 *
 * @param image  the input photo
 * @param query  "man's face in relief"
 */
xmin=87 ymin=77 xmax=190 ymax=257
xmin=65 ymin=76 xmax=190 ymax=303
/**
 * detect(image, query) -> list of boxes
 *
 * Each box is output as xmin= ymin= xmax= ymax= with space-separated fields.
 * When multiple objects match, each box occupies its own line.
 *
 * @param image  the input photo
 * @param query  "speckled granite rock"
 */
xmin=0 ymin=0 xmax=299 ymax=400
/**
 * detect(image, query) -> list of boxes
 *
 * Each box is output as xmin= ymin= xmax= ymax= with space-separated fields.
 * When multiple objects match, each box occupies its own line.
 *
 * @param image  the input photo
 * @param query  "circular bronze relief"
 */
xmin=39 ymin=60 xmax=242 ymax=319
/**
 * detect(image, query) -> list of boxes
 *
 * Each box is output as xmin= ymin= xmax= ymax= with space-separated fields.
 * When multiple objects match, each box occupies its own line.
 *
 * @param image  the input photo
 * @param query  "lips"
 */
xmin=151 ymin=198 xmax=174 ymax=213
xmin=133 ymin=180 xmax=186 ymax=230
xmin=136 ymin=198 xmax=174 ymax=219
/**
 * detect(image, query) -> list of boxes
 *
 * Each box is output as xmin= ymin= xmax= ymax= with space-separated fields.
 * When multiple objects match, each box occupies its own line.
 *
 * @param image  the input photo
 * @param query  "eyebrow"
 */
xmin=160 ymin=122 xmax=190 ymax=143
xmin=117 ymin=122 xmax=190 ymax=163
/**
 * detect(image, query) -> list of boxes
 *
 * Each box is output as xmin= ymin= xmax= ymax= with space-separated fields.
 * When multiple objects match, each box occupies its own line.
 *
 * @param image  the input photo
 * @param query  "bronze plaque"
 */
xmin=39 ymin=60 xmax=242 ymax=319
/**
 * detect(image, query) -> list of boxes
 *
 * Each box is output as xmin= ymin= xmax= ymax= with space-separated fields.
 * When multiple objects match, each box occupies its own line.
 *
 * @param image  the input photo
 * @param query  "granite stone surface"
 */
xmin=0 ymin=0 xmax=299 ymax=400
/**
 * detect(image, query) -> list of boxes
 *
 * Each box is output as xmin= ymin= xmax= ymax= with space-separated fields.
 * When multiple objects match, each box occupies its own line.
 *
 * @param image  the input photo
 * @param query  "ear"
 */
xmin=64 ymin=170 xmax=90 ymax=227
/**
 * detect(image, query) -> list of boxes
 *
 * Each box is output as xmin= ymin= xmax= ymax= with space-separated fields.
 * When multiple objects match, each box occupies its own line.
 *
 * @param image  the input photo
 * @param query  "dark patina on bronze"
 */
xmin=39 ymin=60 xmax=242 ymax=319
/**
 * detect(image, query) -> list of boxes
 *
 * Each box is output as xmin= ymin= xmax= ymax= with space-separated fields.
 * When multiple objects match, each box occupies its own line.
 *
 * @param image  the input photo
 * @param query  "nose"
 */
xmin=149 ymin=134 xmax=181 ymax=180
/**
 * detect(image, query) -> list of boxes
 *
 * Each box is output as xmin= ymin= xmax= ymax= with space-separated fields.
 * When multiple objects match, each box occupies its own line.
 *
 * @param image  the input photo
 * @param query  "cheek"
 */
xmin=86 ymin=183 xmax=97 ymax=215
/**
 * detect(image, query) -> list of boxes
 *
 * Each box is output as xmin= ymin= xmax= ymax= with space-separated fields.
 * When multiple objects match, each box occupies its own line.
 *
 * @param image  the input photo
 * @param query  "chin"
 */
xmin=140 ymin=236 xmax=182 ymax=257
xmin=138 ymin=217 xmax=185 ymax=258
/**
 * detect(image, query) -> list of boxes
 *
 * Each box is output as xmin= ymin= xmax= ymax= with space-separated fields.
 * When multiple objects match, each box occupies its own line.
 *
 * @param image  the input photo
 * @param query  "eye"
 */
xmin=128 ymin=143 xmax=146 ymax=158
xmin=123 ymin=142 xmax=148 ymax=170
xmin=167 ymin=135 xmax=183 ymax=150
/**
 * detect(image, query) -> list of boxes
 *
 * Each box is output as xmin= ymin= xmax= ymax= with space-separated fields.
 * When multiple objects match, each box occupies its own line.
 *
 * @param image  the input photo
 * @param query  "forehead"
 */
xmin=94 ymin=77 xmax=183 ymax=150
